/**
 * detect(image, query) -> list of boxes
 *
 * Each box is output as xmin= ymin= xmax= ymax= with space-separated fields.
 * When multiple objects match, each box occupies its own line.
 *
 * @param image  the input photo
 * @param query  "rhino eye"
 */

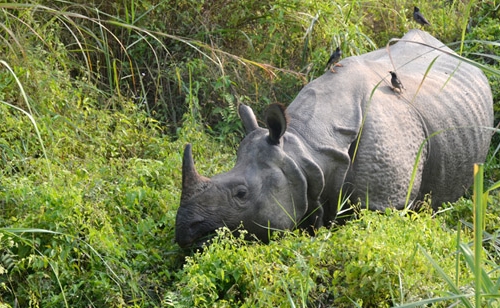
xmin=234 ymin=187 xmax=248 ymax=200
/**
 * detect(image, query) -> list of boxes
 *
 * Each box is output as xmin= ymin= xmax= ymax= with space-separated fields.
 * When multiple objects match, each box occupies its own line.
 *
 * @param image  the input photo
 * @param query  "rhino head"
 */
xmin=175 ymin=104 xmax=324 ymax=248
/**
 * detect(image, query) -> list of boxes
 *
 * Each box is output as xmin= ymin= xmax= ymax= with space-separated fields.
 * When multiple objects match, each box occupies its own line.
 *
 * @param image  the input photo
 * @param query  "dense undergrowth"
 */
xmin=0 ymin=0 xmax=499 ymax=307
xmin=177 ymin=210 xmax=474 ymax=307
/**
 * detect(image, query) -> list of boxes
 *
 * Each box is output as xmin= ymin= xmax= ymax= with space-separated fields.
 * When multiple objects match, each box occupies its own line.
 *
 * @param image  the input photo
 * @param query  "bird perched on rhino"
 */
xmin=413 ymin=6 xmax=431 ymax=27
xmin=389 ymin=71 xmax=405 ymax=93
xmin=325 ymin=47 xmax=343 ymax=73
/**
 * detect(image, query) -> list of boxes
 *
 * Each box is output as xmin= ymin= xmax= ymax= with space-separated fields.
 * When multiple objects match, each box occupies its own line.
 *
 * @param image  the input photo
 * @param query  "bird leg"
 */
xmin=392 ymin=87 xmax=403 ymax=94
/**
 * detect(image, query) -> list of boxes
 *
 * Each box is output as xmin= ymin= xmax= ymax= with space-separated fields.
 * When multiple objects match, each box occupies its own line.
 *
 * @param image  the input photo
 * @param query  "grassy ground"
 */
xmin=0 ymin=0 xmax=499 ymax=307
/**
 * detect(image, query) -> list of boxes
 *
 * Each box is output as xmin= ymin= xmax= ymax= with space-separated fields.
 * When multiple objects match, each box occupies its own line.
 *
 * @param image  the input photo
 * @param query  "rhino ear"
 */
xmin=265 ymin=103 xmax=288 ymax=145
xmin=238 ymin=103 xmax=259 ymax=134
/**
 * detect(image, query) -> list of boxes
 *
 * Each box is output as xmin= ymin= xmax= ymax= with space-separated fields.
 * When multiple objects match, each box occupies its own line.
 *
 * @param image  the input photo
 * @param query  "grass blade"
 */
xmin=473 ymin=164 xmax=484 ymax=307
xmin=418 ymin=244 xmax=474 ymax=308
xmin=0 ymin=60 xmax=52 ymax=179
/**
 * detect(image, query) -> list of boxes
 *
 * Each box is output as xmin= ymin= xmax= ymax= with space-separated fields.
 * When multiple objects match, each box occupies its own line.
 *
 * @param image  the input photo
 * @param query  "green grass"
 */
xmin=0 ymin=0 xmax=499 ymax=307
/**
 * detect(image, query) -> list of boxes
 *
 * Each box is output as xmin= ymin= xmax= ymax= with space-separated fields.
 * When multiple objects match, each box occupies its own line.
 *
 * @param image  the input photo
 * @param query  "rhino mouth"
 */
xmin=179 ymin=232 xmax=217 ymax=250
xmin=175 ymin=217 xmax=222 ymax=249
xmin=175 ymin=215 xmax=249 ymax=249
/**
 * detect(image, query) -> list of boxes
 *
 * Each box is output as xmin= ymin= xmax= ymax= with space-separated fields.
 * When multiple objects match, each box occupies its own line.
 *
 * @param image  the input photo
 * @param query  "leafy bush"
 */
xmin=176 ymin=210 xmax=472 ymax=307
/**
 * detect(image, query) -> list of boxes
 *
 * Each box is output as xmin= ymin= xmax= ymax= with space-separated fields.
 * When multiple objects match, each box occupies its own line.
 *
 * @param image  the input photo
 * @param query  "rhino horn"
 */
xmin=181 ymin=144 xmax=210 ymax=201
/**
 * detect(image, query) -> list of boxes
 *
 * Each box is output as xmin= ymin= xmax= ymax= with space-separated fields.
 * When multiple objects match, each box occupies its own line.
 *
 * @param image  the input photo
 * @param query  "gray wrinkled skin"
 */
xmin=175 ymin=30 xmax=494 ymax=248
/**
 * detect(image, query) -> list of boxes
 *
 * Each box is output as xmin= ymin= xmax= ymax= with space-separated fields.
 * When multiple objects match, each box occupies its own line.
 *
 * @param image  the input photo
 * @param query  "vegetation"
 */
xmin=0 ymin=0 xmax=499 ymax=307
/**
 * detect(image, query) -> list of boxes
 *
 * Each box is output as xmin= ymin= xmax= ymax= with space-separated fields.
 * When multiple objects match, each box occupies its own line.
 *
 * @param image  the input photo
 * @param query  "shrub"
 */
xmin=176 ymin=210 xmax=472 ymax=307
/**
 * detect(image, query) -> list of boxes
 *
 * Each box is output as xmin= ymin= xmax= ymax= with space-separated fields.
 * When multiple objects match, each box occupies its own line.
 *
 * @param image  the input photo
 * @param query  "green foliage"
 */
xmin=0 ymin=0 xmax=498 ymax=307
xmin=176 ymin=210 xmax=473 ymax=307
xmin=398 ymin=165 xmax=500 ymax=308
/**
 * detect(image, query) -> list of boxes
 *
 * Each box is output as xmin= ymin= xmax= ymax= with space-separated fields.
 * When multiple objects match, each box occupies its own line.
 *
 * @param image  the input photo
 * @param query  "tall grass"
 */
xmin=0 ymin=60 xmax=52 ymax=179
xmin=396 ymin=163 xmax=500 ymax=307
xmin=1 ymin=1 xmax=274 ymax=133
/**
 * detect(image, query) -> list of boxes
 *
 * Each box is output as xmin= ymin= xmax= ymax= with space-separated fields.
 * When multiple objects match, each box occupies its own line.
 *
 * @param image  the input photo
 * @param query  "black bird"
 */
xmin=413 ymin=6 xmax=431 ymax=27
xmin=326 ymin=47 xmax=343 ymax=73
xmin=389 ymin=71 xmax=405 ymax=93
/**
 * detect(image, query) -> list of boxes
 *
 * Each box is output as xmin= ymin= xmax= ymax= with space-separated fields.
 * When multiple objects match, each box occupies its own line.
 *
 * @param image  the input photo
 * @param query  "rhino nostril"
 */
xmin=188 ymin=218 xmax=205 ymax=232
xmin=177 ymin=214 xmax=205 ymax=235
xmin=176 ymin=217 xmax=214 ymax=248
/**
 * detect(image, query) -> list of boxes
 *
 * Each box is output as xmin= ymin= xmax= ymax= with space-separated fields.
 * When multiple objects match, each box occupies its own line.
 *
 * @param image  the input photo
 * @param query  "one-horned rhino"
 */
xmin=175 ymin=29 xmax=494 ymax=248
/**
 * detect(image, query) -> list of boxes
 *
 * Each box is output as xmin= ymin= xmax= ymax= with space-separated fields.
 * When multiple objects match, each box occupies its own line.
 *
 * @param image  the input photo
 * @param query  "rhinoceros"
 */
xmin=175 ymin=29 xmax=494 ymax=248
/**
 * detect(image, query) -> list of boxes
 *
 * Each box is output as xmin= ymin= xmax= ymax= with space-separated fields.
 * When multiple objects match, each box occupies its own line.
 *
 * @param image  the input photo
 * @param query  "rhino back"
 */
xmin=379 ymin=30 xmax=493 ymax=206
xmin=286 ymin=29 xmax=493 ymax=211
